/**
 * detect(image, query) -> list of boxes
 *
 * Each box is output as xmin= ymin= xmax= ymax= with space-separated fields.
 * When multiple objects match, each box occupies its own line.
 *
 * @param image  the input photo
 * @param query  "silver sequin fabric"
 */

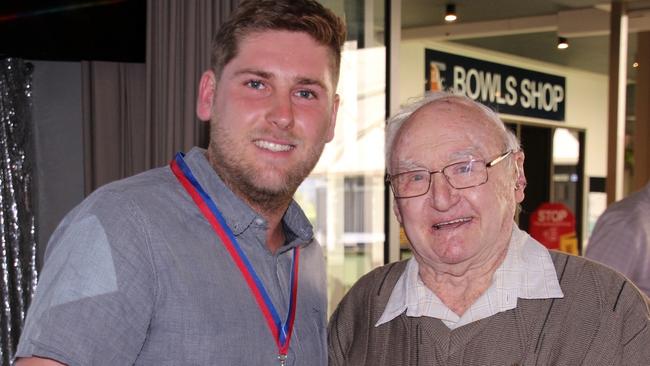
xmin=0 ymin=58 xmax=38 ymax=365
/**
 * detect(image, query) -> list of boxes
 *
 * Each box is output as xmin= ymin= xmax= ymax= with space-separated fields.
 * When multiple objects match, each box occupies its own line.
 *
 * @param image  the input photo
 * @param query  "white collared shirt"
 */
xmin=376 ymin=225 xmax=564 ymax=330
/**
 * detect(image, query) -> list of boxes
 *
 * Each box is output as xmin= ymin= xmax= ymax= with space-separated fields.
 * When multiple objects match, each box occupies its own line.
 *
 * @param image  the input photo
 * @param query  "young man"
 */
xmin=328 ymin=92 xmax=650 ymax=365
xmin=15 ymin=1 xmax=345 ymax=365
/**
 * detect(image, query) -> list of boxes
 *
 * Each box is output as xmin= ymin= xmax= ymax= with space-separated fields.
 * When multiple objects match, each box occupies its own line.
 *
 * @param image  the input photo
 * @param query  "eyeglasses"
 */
xmin=387 ymin=150 xmax=513 ymax=199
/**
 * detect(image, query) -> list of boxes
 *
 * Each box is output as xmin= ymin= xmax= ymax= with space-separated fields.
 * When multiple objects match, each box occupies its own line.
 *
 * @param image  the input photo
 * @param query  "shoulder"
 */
xmin=90 ymin=166 xmax=177 ymax=205
xmin=550 ymin=252 xmax=650 ymax=363
xmin=41 ymin=168 xmax=175 ymax=271
xmin=347 ymin=260 xmax=408 ymax=302
xmin=329 ymin=260 xmax=407 ymax=325
xmin=328 ymin=260 xmax=408 ymax=364
xmin=62 ymin=166 xmax=180 ymax=229
xmin=41 ymin=167 xmax=177 ymax=276
xmin=550 ymin=251 xmax=649 ymax=315
xmin=593 ymin=187 xmax=650 ymax=229
xmin=16 ymin=173 xmax=167 ymax=365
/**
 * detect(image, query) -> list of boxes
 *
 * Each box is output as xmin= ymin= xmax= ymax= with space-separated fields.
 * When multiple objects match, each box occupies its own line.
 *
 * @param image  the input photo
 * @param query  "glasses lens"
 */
xmin=392 ymin=170 xmax=430 ymax=198
xmin=444 ymin=160 xmax=487 ymax=189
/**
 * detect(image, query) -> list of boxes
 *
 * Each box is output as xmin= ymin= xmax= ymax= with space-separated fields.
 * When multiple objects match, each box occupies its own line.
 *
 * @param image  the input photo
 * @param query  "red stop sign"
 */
xmin=529 ymin=202 xmax=576 ymax=250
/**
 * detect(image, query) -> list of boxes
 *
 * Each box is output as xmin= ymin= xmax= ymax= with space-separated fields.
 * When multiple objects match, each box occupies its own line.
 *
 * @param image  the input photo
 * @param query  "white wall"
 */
xmin=400 ymin=40 xmax=608 ymax=178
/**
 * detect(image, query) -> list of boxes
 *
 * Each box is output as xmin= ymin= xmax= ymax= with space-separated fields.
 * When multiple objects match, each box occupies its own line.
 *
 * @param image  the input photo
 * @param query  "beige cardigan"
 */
xmin=328 ymin=252 xmax=650 ymax=365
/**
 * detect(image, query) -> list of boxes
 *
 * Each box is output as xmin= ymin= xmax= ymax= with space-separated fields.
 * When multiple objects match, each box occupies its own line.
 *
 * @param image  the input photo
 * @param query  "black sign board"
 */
xmin=425 ymin=49 xmax=566 ymax=121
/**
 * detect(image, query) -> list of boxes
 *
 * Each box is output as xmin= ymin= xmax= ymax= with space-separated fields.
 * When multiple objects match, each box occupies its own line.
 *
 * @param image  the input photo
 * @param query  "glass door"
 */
xmin=296 ymin=0 xmax=387 ymax=313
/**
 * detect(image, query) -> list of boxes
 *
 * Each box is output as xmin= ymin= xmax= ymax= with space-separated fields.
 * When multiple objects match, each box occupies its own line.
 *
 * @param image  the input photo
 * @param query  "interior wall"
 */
xmin=30 ymin=60 xmax=85 ymax=265
xmin=399 ymin=40 xmax=609 ymax=179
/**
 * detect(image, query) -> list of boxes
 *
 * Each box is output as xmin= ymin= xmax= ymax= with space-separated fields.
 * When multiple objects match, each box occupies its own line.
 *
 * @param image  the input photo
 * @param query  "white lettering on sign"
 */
xmin=505 ymin=76 xmax=517 ymax=106
xmin=537 ymin=209 xmax=568 ymax=223
xmin=454 ymin=66 xmax=506 ymax=104
xmin=453 ymin=66 xmax=466 ymax=94
xmin=466 ymin=68 xmax=481 ymax=99
xmin=451 ymin=65 xmax=564 ymax=112
xmin=520 ymin=79 xmax=565 ymax=112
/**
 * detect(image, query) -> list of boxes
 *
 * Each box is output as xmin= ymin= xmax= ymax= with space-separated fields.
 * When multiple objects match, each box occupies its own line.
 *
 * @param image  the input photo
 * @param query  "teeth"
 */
xmin=433 ymin=217 xmax=471 ymax=230
xmin=254 ymin=140 xmax=293 ymax=152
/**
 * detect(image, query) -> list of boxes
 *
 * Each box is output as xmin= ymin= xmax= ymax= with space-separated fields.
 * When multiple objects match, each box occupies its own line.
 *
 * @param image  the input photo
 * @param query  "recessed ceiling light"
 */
xmin=445 ymin=4 xmax=457 ymax=22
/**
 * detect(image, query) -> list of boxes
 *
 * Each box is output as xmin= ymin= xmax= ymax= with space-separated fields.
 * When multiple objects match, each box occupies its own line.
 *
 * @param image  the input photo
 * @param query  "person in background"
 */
xmin=328 ymin=92 xmax=650 ymax=365
xmin=15 ymin=0 xmax=345 ymax=365
xmin=586 ymin=181 xmax=650 ymax=297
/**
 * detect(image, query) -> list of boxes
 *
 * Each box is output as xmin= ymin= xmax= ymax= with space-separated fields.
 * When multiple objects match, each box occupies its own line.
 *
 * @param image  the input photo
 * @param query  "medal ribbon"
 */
xmin=170 ymin=152 xmax=300 ymax=356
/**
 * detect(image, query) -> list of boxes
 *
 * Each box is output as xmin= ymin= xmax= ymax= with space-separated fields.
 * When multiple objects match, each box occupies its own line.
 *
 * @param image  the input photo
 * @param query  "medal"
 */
xmin=171 ymin=153 xmax=300 ymax=365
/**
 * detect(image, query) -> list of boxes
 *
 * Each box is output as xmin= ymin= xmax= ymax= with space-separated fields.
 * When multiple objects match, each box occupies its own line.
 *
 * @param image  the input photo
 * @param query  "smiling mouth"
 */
xmin=254 ymin=140 xmax=295 ymax=152
xmin=433 ymin=217 xmax=472 ymax=230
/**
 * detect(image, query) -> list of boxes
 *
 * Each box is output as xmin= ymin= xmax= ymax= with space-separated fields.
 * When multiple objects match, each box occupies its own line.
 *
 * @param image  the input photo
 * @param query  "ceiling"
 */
xmin=0 ymin=0 xmax=145 ymax=62
xmin=0 ymin=0 xmax=647 ymax=76
xmin=400 ymin=0 xmax=650 ymax=79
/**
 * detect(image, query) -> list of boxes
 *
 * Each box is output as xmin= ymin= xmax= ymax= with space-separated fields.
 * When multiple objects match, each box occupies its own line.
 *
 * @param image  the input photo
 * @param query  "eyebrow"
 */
xmin=394 ymin=149 xmax=481 ymax=172
xmin=448 ymin=149 xmax=480 ymax=161
xmin=295 ymin=77 xmax=327 ymax=90
xmin=393 ymin=160 xmax=425 ymax=172
xmin=233 ymin=68 xmax=272 ymax=80
xmin=233 ymin=68 xmax=327 ymax=90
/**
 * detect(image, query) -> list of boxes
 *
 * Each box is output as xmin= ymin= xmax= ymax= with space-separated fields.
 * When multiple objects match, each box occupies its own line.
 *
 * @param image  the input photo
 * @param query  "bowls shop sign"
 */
xmin=425 ymin=49 xmax=566 ymax=121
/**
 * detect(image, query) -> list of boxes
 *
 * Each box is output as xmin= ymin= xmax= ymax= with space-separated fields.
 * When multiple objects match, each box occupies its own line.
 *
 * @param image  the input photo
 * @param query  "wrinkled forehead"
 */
xmin=393 ymin=99 xmax=504 ymax=165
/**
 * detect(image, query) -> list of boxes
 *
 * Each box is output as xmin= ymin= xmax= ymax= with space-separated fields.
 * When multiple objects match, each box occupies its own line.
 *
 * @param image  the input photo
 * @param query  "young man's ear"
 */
xmin=324 ymin=94 xmax=340 ymax=143
xmin=196 ymin=70 xmax=217 ymax=121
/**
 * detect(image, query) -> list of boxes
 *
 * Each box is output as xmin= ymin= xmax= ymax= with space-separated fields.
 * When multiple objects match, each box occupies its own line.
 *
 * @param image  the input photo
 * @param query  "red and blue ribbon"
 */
xmin=170 ymin=152 xmax=299 ymax=356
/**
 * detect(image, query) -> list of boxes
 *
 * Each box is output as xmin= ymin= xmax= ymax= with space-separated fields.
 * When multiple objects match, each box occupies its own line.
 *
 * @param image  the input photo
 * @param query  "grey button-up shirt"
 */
xmin=16 ymin=147 xmax=327 ymax=365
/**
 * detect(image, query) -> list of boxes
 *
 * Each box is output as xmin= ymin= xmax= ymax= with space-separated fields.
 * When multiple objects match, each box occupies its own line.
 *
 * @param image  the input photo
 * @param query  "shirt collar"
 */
xmin=376 ymin=224 xmax=564 ymax=329
xmin=181 ymin=147 xmax=314 ymax=248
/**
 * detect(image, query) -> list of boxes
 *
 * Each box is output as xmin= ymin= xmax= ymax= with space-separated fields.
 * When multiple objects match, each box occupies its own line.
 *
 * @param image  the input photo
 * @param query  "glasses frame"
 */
xmin=387 ymin=150 xmax=513 ymax=199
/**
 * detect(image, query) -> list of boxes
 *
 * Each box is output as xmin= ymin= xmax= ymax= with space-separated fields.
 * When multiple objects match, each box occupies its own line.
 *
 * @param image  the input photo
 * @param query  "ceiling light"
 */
xmin=445 ymin=4 xmax=457 ymax=22
xmin=557 ymin=37 xmax=569 ymax=50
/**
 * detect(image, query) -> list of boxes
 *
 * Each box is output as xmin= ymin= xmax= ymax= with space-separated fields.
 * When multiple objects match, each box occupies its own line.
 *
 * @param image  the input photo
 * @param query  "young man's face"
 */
xmin=197 ymin=30 xmax=339 ymax=210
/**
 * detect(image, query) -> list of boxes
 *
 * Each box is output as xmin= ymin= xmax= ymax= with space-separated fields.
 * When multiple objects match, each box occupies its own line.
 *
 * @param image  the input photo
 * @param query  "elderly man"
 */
xmin=328 ymin=92 xmax=650 ymax=365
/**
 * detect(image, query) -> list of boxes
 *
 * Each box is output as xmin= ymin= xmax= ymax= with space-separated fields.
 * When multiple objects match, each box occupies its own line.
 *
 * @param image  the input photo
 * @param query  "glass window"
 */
xmin=295 ymin=0 xmax=386 ymax=313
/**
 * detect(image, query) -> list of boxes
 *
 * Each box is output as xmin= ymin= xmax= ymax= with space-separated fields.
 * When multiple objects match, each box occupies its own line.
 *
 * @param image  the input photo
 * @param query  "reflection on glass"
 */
xmin=552 ymin=128 xmax=580 ymax=214
xmin=296 ymin=0 xmax=386 ymax=314
xmin=553 ymin=128 xmax=580 ymax=165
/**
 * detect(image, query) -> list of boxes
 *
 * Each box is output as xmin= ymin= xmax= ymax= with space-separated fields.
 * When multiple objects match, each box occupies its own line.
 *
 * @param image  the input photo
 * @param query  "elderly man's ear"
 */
xmin=513 ymin=151 xmax=526 ymax=203
xmin=392 ymin=198 xmax=403 ymax=225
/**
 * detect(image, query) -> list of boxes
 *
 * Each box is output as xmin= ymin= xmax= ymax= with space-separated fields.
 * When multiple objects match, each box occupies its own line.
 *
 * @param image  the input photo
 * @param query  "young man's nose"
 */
xmin=267 ymin=93 xmax=294 ymax=129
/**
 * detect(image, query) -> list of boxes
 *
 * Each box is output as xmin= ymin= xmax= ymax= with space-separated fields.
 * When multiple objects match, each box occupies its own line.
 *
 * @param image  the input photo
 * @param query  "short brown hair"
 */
xmin=211 ymin=0 xmax=346 ymax=85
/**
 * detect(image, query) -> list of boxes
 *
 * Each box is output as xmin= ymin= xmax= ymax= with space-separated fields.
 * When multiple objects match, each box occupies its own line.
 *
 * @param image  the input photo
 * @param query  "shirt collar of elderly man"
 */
xmin=385 ymin=92 xmax=529 ymax=316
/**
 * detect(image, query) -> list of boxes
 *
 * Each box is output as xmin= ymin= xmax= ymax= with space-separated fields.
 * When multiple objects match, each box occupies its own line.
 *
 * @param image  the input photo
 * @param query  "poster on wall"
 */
xmin=529 ymin=202 xmax=578 ymax=255
xmin=425 ymin=49 xmax=566 ymax=121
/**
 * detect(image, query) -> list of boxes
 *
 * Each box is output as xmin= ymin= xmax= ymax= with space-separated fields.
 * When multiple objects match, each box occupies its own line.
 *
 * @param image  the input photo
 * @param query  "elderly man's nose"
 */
xmin=430 ymin=173 xmax=458 ymax=210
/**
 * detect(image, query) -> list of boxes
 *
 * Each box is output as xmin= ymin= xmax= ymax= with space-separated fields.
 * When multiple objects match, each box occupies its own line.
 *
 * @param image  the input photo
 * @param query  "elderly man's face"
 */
xmin=391 ymin=100 xmax=524 ymax=269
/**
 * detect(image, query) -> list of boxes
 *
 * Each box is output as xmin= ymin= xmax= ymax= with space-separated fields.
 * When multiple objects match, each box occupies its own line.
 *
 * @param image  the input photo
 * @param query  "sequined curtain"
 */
xmin=0 ymin=58 xmax=38 ymax=365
